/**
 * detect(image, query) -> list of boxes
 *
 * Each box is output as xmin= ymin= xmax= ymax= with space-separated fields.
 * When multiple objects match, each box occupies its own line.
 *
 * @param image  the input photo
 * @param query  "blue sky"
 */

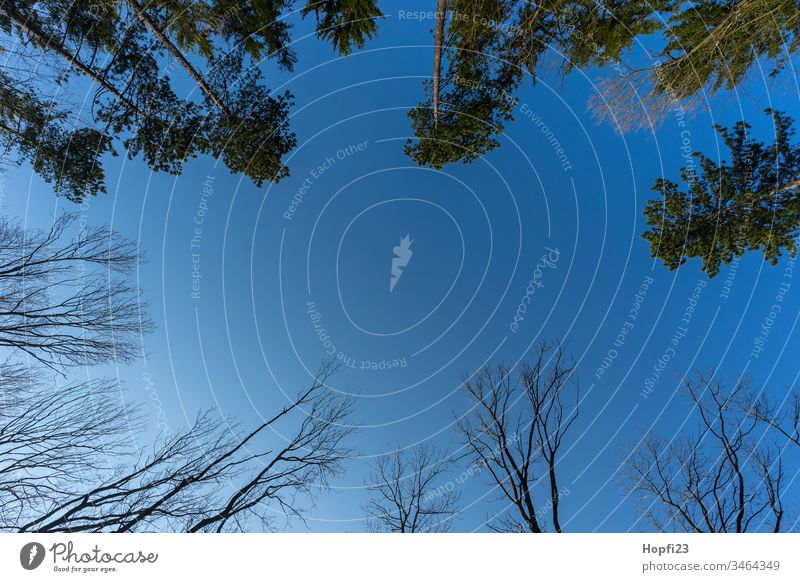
xmin=3 ymin=2 xmax=800 ymax=532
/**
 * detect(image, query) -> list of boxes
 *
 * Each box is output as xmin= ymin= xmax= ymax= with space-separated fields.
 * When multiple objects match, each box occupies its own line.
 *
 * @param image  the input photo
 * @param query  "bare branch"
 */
xmin=456 ymin=341 xmax=578 ymax=532
xmin=364 ymin=444 xmax=459 ymax=532
xmin=0 ymin=213 xmax=150 ymax=368
xmin=3 ymin=361 xmax=355 ymax=532
xmin=625 ymin=372 xmax=786 ymax=532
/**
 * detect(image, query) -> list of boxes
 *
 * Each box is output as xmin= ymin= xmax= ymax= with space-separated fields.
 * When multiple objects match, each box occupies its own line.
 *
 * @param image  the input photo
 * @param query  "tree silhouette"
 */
xmin=457 ymin=342 xmax=579 ymax=532
xmin=625 ymin=373 xmax=785 ymax=532
xmin=364 ymin=444 xmax=459 ymax=532
xmin=0 ymin=213 xmax=149 ymax=368
xmin=0 ymin=363 xmax=139 ymax=527
xmin=744 ymin=385 xmax=800 ymax=448
xmin=1 ymin=361 xmax=355 ymax=533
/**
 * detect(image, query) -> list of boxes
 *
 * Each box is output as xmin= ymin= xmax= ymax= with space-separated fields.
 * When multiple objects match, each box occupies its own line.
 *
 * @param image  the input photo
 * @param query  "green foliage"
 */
xmin=560 ymin=0 xmax=673 ymax=72
xmin=406 ymin=0 xmax=522 ymax=167
xmin=654 ymin=0 xmax=800 ymax=99
xmin=408 ymin=1 xmax=800 ymax=166
xmin=302 ymin=0 xmax=383 ymax=55
xmin=153 ymin=0 xmax=297 ymax=67
xmin=592 ymin=1 xmax=800 ymax=130
xmin=203 ymin=52 xmax=297 ymax=184
xmin=406 ymin=76 xmax=516 ymax=169
xmin=0 ymin=0 xmax=382 ymax=202
xmin=643 ymin=110 xmax=800 ymax=277
xmin=407 ymin=0 xmax=671 ymax=168
xmin=152 ymin=0 xmax=382 ymax=62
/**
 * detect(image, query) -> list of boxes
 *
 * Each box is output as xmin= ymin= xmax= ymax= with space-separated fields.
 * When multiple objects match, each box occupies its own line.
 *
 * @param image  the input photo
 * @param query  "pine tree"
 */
xmin=643 ymin=110 xmax=800 ymax=277
xmin=0 ymin=0 xmax=382 ymax=201
xmin=406 ymin=0 xmax=669 ymax=168
xmin=656 ymin=0 xmax=799 ymax=99
xmin=0 ymin=72 xmax=113 ymax=202
xmin=593 ymin=0 xmax=800 ymax=129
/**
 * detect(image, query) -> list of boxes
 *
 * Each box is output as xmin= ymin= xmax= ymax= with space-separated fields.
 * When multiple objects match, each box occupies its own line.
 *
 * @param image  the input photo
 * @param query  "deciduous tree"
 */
xmin=625 ymin=373 xmax=785 ymax=532
xmin=364 ymin=444 xmax=459 ymax=532
xmin=2 ymin=361 xmax=355 ymax=532
xmin=457 ymin=342 xmax=579 ymax=532
xmin=0 ymin=213 xmax=148 ymax=368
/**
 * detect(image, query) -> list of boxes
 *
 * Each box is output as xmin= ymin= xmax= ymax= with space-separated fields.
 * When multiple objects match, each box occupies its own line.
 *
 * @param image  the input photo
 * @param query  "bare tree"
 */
xmin=0 ymin=213 xmax=149 ymax=368
xmin=0 ymin=362 xmax=139 ymax=527
xmin=364 ymin=445 xmax=459 ymax=532
xmin=625 ymin=373 xmax=785 ymax=533
xmin=746 ymin=389 xmax=800 ymax=448
xmin=456 ymin=342 xmax=579 ymax=532
xmin=1 ymin=361 xmax=355 ymax=532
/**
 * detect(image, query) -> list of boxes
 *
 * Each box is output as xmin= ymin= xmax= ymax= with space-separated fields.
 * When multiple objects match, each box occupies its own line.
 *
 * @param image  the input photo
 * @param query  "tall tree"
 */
xmin=125 ymin=0 xmax=234 ymax=116
xmin=643 ymin=109 xmax=800 ymax=277
xmin=364 ymin=445 xmax=459 ymax=532
xmin=0 ymin=72 xmax=113 ymax=202
xmin=595 ymin=0 xmax=800 ymax=128
xmin=0 ymin=0 xmax=382 ymax=201
xmin=432 ymin=0 xmax=447 ymax=128
xmin=406 ymin=0 xmax=668 ymax=168
xmin=0 ymin=213 xmax=149 ymax=368
xmin=456 ymin=342 xmax=579 ymax=532
xmin=301 ymin=0 xmax=383 ymax=56
xmin=0 ymin=363 xmax=138 ymax=526
xmin=625 ymin=373 xmax=785 ymax=533
xmin=2 ymin=361 xmax=355 ymax=533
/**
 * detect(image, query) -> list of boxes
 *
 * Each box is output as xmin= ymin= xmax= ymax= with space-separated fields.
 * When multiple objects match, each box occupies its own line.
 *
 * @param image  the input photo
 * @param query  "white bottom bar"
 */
xmin=2 ymin=534 xmax=797 ymax=580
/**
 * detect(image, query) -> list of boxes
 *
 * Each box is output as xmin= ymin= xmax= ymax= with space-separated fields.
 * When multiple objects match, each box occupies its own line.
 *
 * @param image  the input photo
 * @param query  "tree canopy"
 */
xmin=589 ymin=1 xmax=800 ymax=127
xmin=408 ymin=1 xmax=800 ymax=166
xmin=656 ymin=0 xmax=800 ymax=98
xmin=0 ymin=0 xmax=382 ymax=201
xmin=406 ymin=0 xmax=670 ymax=168
xmin=643 ymin=109 xmax=800 ymax=277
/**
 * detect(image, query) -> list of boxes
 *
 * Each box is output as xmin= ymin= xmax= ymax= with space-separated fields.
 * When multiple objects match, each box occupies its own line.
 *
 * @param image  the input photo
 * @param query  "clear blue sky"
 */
xmin=3 ymin=2 xmax=800 ymax=532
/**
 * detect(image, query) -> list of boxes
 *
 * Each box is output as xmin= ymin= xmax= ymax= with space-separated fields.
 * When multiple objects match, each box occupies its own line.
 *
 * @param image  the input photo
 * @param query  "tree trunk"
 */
xmin=124 ymin=0 xmax=233 ymax=118
xmin=1 ymin=2 xmax=140 ymax=113
xmin=548 ymin=456 xmax=562 ymax=533
xmin=770 ymin=177 xmax=800 ymax=196
xmin=432 ymin=0 xmax=447 ymax=128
